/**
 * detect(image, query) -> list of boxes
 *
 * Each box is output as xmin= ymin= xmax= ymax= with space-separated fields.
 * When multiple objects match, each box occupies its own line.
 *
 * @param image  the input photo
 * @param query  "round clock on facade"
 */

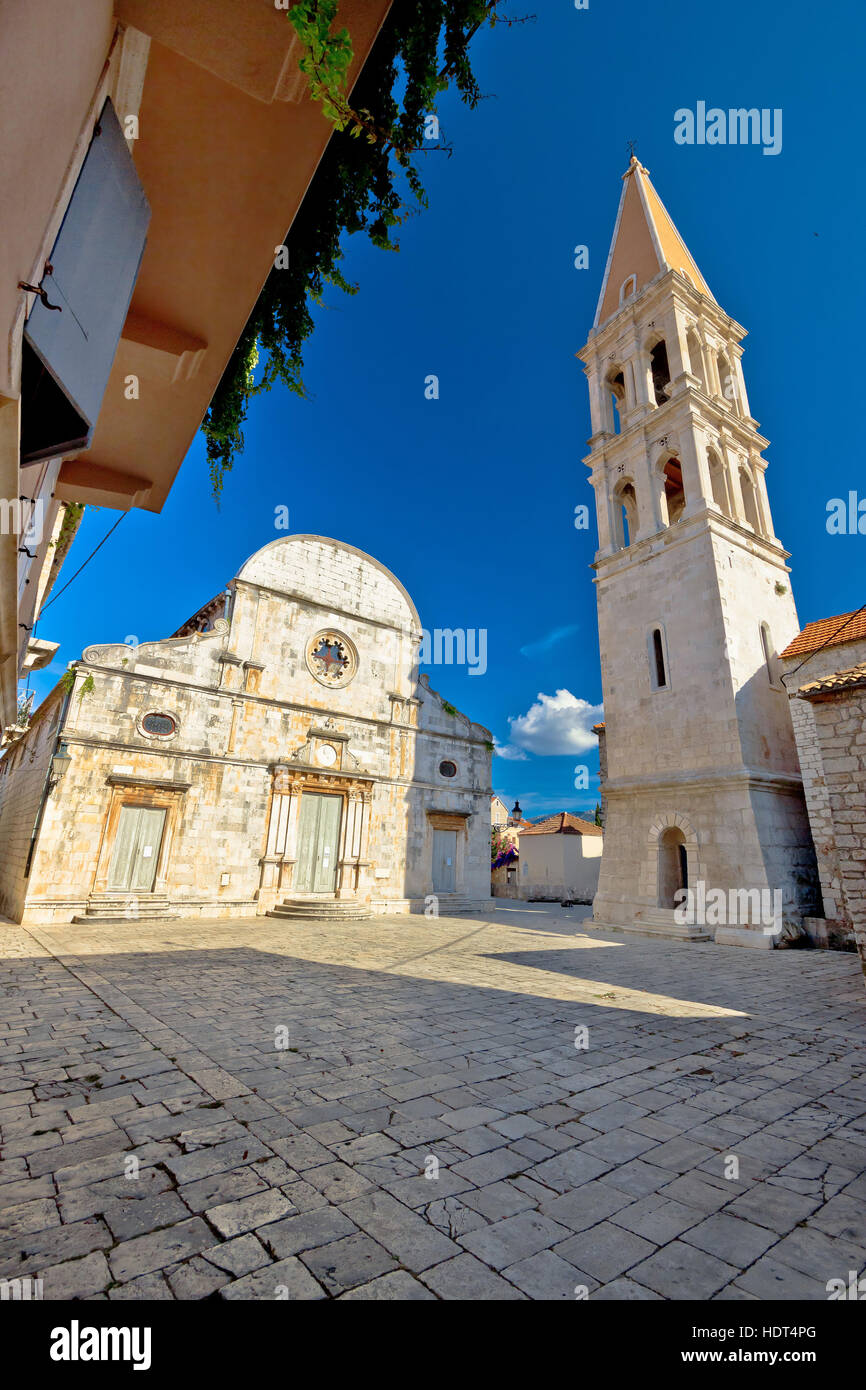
xmin=317 ymin=743 xmax=338 ymax=767
xmin=305 ymin=630 xmax=358 ymax=688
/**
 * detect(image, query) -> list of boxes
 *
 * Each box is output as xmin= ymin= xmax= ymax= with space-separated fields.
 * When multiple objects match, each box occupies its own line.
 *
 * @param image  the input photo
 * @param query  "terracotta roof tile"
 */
xmin=780 ymin=609 xmax=866 ymax=660
xmin=520 ymin=811 xmax=603 ymax=837
xmin=797 ymin=662 xmax=866 ymax=699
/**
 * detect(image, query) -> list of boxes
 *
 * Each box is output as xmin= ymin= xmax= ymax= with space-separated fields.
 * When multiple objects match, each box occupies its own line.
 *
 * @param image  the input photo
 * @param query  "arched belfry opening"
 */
xmin=708 ymin=448 xmax=732 ymax=518
xmin=658 ymin=826 xmax=688 ymax=908
xmin=650 ymin=340 xmax=672 ymax=406
xmin=739 ymin=465 xmax=762 ymax=535
xmin=661 ymin=456 xmax=686 ymax=525
xmin=717 ymin=353 xmax=737 ymax=410
xmin=613 ymin=479 xmax=638 ymax=550
xmin=607 ymin=367 xmax=626 ymax=434
xmin=686 ymin=328 xmax=706 ymax=391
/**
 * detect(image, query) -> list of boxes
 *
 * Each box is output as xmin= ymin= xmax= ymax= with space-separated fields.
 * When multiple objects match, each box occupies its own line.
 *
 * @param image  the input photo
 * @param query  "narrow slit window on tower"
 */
xmin=650 ymin=341 xmax=671 ymax=406
xmin=620 ymin=274 xmax=637 ymax=304
xmin=650 ymin=626 xmax=668 ymax=690
xmin=760 ymin=622 xmax=780 ymax=687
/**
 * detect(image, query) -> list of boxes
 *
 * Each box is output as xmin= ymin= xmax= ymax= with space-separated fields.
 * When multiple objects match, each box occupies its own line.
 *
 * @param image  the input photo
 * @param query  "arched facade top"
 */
xmin=236 ymin=534 xmax=422 ymax=631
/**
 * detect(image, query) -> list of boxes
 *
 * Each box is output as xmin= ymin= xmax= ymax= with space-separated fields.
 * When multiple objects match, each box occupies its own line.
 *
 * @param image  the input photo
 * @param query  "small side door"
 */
xmin=432 ymin=829 xmax=457 ymax=894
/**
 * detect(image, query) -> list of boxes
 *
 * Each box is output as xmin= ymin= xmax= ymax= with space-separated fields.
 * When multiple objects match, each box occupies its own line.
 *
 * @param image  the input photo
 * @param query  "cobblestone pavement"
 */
xmin=1 ymin=906 xmax=865 ymax=1301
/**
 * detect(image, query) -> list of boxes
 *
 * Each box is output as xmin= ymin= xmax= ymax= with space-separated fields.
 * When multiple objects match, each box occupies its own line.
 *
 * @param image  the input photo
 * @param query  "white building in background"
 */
xmin=518 ymin=813 xmax=603 ymax=903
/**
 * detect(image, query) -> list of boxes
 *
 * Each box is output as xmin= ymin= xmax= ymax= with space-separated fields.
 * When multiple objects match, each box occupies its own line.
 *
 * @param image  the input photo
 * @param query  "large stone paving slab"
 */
xmin=1 ymin=907 xmax=865 ymax=1300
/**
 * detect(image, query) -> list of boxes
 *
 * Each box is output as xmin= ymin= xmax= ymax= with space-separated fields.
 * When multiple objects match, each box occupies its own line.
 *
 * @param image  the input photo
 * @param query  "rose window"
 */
xmin=305 ymin=631 xmax=357 ymax=688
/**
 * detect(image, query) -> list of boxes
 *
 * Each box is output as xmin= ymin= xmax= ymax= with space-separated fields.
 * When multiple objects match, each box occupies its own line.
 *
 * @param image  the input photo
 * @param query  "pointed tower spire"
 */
xmin=594 ymin=157 xmax=714 ymax=328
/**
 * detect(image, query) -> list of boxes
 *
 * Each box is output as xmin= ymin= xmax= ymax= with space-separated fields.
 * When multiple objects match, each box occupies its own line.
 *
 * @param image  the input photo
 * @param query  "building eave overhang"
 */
xmin=61 ymin=2 xmax=393 ymax=514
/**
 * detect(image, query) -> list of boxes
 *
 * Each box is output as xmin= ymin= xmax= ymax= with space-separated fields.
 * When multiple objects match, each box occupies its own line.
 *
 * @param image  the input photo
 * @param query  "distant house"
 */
xmin=491 ymin=839 xmax=519 ymax=898
xmin=490 ymin=796 xmax=532 ymax=897
xmin=518 ymin=812 xmax=603 ymax=903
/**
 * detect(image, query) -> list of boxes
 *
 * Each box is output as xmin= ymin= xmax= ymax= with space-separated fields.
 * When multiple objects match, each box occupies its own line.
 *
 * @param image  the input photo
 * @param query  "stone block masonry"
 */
xmin=1 ymin=907 xmax=865 ymax=1301
xmin=781 ymin=636 xmax=866 ymax=946
xmin=795 ymin=679 xmax=866 ymax=980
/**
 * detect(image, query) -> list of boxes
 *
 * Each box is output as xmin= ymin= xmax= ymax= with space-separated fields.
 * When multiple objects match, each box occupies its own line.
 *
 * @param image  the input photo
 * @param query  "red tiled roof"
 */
xmin=520 ymin=812 xmax=603 ymax=837
xmin=592 ymin=722 xmax=605 ymax=733
xmin=797 ymin=663 xmax=866 ymax=699
xmin=780 ymin=609 xmax=866 ymax=660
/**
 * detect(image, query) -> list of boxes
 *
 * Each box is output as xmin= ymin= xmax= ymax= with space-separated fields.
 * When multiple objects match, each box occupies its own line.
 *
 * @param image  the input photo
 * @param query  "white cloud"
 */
xmin=505 ymin=688 xmax=603 ymax=757
xmin=493 ymin=738 xmax=528 ymax=762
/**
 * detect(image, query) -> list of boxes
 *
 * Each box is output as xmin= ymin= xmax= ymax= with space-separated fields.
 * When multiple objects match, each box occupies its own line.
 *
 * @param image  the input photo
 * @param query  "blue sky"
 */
xmin=25 ymin=0 xmax=865 ymax=820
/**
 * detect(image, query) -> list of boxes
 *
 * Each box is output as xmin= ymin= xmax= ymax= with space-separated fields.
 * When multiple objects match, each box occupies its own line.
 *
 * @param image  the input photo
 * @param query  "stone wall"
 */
xmin=800 ymin=684 xmax=866 ymax=979
xmin=782 ymin=637 xmax=866 ymax=938
xmin=593 ymin=778 xmax=819 ymax=936
xmin=597 ymin=519 xmax=801 ymax=785
xmin=592 ymin=513 xmax=819 ymax=936
xmin=0 ymin=688 xmax=65 ymax=921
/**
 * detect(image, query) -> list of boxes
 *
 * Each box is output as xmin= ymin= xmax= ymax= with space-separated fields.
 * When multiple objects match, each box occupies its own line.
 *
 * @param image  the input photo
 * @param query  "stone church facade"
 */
xmin=0 ymin=536 xmax=493 ymax=924
xmin=581 ymin=158 xmax=820 ymax=944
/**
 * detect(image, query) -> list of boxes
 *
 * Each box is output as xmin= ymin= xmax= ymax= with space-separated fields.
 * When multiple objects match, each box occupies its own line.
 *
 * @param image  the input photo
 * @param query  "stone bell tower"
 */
xmin=578 ymin=157 xmax=819 ymax=943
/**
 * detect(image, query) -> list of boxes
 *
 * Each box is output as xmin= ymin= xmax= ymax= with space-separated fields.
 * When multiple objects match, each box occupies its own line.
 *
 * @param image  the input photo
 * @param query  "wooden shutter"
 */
xmin=22 ymin=98 xmax=150 ymax=460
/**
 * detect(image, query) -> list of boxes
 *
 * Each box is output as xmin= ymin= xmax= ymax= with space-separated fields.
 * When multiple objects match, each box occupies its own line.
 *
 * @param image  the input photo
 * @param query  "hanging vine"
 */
xmin=202 ymin=0 xmax=525 ymax=498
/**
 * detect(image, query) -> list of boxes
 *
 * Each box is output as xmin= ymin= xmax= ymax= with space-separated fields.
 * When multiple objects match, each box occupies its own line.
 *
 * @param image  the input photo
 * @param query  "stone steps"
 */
xmin=71 ymin=894 xmax=178 ymax=924
xmin=268 ymin=898 xmax=372 ymax=922
xmin=599 ymin=907 xmax=712 ymax=942
xmin=419 ymin=896 xmax=494 ymax=916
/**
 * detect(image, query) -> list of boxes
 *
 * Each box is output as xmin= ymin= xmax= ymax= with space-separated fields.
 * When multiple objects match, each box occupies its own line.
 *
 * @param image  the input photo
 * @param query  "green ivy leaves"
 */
xmin=290 ymin=1 xmax=355 ymax=130
xmin=60 ymin=670 xmax=95 ymax=701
